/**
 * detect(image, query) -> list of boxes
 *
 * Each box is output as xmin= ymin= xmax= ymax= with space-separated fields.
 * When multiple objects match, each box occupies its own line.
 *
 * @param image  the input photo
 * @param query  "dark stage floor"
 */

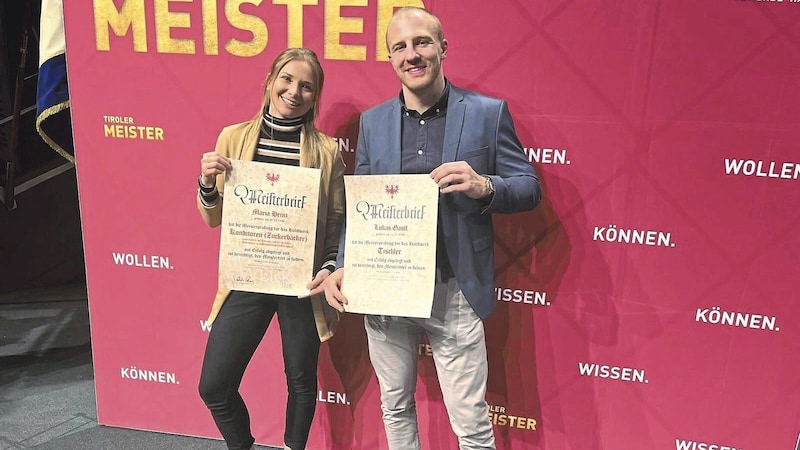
xmin=0 ymin=285 xmax=279 ymax=450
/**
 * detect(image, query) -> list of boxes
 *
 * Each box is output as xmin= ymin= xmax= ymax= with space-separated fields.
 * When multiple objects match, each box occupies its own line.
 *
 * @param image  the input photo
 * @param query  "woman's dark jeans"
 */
xmin=198 ymin=291 xmax=320 ymax=450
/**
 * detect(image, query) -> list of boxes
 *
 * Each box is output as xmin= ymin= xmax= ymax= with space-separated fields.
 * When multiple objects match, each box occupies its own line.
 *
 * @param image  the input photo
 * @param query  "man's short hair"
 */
xmin=386 ymin=7 xmax=445 ymax=51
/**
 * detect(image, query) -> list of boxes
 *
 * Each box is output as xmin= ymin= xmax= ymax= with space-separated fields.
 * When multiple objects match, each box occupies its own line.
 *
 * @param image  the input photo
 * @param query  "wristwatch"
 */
xmin=482 ymin=175 xmax=495 ymax=199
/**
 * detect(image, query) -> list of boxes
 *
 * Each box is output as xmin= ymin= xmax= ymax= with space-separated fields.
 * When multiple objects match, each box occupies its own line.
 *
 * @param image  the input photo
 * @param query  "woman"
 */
xmin=196 ymin=48 xmax=344 ymax=450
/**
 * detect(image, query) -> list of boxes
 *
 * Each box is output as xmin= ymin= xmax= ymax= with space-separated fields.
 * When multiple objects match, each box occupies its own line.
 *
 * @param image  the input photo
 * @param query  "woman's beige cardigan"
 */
xmin=197 ymin=118 xmax=345 ymax=341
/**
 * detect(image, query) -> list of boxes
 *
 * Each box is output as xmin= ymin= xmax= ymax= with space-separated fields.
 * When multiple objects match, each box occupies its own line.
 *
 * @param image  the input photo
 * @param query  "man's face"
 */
xmin=386 ymin=12 xmax=447 ymax=96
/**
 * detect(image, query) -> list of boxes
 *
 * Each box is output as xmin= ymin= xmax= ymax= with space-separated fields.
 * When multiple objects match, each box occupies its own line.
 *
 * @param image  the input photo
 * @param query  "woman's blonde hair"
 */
xmin=256 ymin=48 xmax=327 ymax=168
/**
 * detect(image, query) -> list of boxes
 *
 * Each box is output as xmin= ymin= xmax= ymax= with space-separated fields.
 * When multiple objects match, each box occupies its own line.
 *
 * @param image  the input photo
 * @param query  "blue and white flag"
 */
xmin=36 ymin=0 xmax=73 ymax=162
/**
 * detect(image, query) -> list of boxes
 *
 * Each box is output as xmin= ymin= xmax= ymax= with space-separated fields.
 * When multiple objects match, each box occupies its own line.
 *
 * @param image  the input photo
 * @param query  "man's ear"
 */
xmin=441 ymin=39 xmax=448 ymax=58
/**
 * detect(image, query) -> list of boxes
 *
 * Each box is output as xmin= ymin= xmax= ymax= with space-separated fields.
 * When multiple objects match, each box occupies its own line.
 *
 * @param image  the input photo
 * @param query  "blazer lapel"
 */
xmin=443 ymin=87 xmax=465 ymax=162
xmin=380 ymin=100 xmax=403 ymax=174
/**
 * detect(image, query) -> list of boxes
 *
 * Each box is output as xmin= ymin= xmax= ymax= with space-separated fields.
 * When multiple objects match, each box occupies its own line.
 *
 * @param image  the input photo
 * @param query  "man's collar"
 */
xmin=399 ymin=79 xmax=450 ymax=118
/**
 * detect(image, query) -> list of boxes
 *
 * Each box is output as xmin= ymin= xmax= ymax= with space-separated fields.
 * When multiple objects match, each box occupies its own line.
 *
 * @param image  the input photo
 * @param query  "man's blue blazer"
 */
xmin=345 ymin=84 xmax=541 ymax=319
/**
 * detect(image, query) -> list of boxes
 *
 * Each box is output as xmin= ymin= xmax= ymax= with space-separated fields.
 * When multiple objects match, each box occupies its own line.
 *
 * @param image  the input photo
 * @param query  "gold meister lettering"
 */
xmin=104 ymin=124 xmax=165 ymax=140
xmin=93 ymin=0 xmax=424 ymax=60
xmin=226 ymin=0 xmax=268 ymax=57
xmin=155 ymin=0 xmax=195 ymax=54
xmin=325 ymin=0 xmax=367 ymax=61
xmin=202 ymin=0 xmax=219 ymax=54
xmin=94 ymin=0 xmax=148 ymax=52
xmin=273 ymin=0 xmax=317 ymax=48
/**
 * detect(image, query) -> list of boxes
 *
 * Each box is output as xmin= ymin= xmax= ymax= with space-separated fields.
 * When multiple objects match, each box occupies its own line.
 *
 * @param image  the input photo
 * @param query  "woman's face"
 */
xmin=268 ymin=60 xmax=317 ymax=119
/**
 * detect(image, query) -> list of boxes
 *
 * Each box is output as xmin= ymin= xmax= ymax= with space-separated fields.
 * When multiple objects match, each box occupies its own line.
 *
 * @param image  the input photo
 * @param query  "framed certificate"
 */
xmin=342 ymin=174 xmax=439 ymax=317
xmin=218 ymin=160 xmax=320 ymax=296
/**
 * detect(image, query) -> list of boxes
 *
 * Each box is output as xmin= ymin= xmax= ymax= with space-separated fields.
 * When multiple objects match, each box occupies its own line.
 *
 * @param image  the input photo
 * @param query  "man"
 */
xmin=318 ymin=7 xmax=541 ymax=450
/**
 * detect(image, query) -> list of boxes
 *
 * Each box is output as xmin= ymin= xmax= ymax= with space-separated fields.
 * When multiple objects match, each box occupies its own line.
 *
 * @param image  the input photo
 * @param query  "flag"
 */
xmin=36 ymin=0 xmax=73 ymax=163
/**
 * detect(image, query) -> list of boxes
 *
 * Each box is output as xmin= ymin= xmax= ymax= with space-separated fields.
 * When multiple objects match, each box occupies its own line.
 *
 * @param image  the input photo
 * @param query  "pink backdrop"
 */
xmin=65 ymin=1 xmax=799 ymax=449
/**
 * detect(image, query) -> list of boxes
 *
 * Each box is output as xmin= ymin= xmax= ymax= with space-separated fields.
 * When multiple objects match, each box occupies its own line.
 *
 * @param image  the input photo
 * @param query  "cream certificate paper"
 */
xmin=218 ymin=160 xmax=320 ymax=296
xmin=342 ymin=174 xmax=439 ymax=317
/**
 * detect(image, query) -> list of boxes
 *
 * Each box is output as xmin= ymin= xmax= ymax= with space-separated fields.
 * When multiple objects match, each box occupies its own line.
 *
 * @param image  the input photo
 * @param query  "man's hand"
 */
xmin=311 ymin=268 xmax=348 ymax=313
xmin=430 ymin=161 xmax=489 ymax=199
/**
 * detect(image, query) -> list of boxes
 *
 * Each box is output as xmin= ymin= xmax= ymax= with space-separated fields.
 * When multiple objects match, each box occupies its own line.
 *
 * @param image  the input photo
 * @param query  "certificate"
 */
xmin=218 ymin=160 xmax=320 ymax=296
xmin=342 ymin=174 xmax=439 ymax=317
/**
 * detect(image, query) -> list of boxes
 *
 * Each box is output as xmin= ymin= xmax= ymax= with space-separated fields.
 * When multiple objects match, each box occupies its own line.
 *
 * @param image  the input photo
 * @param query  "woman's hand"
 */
xmin=306 ymin=268 xmax=331 ymax=293
xmin=306 ymin=268 xmax=348 ymax=313
xmin=200 ymin=152 xmax=232 ymax=187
